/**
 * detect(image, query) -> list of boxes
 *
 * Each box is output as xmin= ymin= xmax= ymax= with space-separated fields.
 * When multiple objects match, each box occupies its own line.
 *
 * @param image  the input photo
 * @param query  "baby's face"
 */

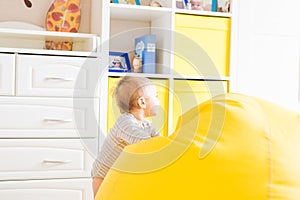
xmin=144 ymin=85 xmax=160 ymax=117
xmin=190 ymin=0 xmax=203 ymax=10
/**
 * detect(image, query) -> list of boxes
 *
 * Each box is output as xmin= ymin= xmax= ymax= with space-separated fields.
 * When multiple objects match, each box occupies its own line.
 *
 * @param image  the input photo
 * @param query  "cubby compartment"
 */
xmin=0 ymin=0 xmax=102 ymax=34
xmin=174 ymin=14 xmax=231 ymax=78
xmin=107 ymin=76 xmax=169 ymax=136
xmin=0 ymin=0 xmax=102 ymax=56
xmin=172 ymin=79 xmax=228 ymax=132
xmin=109 ymin=3 xmax=173 ymax=75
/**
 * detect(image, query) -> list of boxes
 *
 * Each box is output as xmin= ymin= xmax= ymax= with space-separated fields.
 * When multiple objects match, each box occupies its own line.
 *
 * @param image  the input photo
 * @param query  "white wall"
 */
xmin=231 ymin=0 xmax=300 ymax=112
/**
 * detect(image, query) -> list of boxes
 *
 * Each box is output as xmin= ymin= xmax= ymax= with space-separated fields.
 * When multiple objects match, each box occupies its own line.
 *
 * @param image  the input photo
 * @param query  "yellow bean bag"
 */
xmin=95 ymin=93 xmax=300 ymax=200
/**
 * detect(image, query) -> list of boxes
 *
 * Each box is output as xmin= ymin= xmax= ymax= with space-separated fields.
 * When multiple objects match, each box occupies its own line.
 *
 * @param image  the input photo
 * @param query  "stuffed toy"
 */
xmin=45 ymin=0 xmax=81 ymax=50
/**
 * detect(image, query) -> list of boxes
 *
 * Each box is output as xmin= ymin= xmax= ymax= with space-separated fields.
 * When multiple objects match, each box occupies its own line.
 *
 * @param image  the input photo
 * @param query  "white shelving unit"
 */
xmin=109 ymin=4 xmax=173 ymax=74
xmin=0 ymin=0 xmax=234 ymax=198
xmin=99 ymin=1 xmax=233 ymax=139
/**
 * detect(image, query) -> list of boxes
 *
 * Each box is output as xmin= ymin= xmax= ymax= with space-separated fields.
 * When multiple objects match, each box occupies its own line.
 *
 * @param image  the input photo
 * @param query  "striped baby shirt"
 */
xmin=91 ymin=112 xmax=159 ymax=178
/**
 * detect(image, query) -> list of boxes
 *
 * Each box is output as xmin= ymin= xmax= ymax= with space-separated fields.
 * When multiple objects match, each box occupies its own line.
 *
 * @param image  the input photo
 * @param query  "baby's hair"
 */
xmin=114 ymin=76 xmax=154 ymax=113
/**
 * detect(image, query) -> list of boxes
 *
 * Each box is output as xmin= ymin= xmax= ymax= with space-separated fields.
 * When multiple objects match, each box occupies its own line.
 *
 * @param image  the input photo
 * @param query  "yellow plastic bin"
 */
xmin=174 ymin=14 xmax=231 ymax=77
xmin=172 ymin=79 xmax=228 ymax=132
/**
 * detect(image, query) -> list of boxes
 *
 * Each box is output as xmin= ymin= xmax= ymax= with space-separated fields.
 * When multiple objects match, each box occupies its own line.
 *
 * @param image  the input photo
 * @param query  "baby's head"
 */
xmin=114 ymin=76 xmax=160 ymax=117
xmin=190 ymin=0 xmax=203 ymax=10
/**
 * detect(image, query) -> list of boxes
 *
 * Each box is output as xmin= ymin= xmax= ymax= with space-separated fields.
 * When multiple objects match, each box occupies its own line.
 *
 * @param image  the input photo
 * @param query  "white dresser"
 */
xmin=0 ymin=53 xmax=99 ymax=200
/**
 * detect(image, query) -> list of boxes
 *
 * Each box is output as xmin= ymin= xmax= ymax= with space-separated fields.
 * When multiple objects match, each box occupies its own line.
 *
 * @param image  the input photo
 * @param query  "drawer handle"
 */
xmin=43 ymin=118 xmax=72 ymax=123
xmin=43 ymin=159 xmax=72 ymax=164
xmin=45 ymin=77 xmax=74 ymax=82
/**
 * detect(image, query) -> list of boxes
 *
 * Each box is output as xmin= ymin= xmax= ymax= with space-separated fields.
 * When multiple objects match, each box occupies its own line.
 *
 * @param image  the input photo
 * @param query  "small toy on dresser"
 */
xmin=134 ymin=34 xmax=156 ymax=74
xmin=45 ymin=0 xmax=81 ymax=51
xmin=132 ymin=55 xmax=142 ymax=73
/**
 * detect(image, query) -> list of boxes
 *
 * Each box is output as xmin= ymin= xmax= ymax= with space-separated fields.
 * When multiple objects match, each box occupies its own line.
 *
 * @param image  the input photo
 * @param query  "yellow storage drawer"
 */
xmin=174 ymin=14 xmax=231 ymax=77
xmin=172 ymin=80 xmax=228 ymax=132
xmin=107 ymin=77 xmax=169 ymax=136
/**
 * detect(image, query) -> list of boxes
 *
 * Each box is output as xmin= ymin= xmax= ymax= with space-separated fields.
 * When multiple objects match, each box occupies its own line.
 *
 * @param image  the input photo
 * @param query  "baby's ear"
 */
xmin=137 ymin=97 xmax=147 ymax=109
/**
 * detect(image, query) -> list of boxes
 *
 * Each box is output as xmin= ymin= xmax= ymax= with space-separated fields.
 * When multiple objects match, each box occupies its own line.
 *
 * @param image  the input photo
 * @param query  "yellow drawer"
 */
xmin=107 ymin=77 xmax=169 ymax=136
xmin=172 ymin=80 xmax=228 ymax=132
xmin=174 ymin=14 xmax=231 ymax=77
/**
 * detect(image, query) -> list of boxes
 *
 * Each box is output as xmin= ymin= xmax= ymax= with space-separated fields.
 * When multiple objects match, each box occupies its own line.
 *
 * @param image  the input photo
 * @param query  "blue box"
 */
xmin=135 ymin=34 xmax=156 ymax=74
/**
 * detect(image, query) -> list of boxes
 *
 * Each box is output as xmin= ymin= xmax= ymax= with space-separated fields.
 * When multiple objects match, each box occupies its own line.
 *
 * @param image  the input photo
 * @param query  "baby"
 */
xmin=91 ymin=76 xmax=161 ymax=197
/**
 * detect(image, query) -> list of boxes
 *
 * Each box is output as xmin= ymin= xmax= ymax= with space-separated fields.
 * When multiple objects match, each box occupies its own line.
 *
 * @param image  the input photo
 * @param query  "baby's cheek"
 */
xmin=156 ymin=99 xmax=161 ymax=106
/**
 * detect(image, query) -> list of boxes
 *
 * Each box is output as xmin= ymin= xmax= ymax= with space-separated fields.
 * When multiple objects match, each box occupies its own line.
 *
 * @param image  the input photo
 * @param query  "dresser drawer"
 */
xmin=0 ymin=139 xmax=96 ymax=181
xmin=0 ymin=97 xmax=98 ymax=138
xmin=16 ymin=55 xmax=100 ymax=97
xmin=0 ymin=53 xmax=15 ymax=96
xmin=0 ymin=178 xmax=93 ymax=200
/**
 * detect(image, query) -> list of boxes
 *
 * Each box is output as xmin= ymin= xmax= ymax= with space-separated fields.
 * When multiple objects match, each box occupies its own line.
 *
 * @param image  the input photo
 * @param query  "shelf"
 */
xmin=108 ymin=72 xmax=230 ymax=81
xmin=108 ymin=72 xmax=171 ymax=79
xmin=172 ymin=74 xmax=231 ymax=81
xmin=175 ymin=9 xmax=232 ymax=18
xmin=110 ymin=3 xmax=172 ymax=21
xmin=0 ymin=28 xmax=100 ymax=57
xmin=0 ymin=48 xmax=98 ymax=57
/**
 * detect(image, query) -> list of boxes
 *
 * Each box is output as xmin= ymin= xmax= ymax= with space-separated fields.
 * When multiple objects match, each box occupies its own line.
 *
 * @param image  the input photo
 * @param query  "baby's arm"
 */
xmin=122 ymin=127 xmax=152 ymax=144
xmin=116 ymin=123 xmax=159 ymax=145
xmin=144 ymin=120 xmax=160 ymax=137
xmin=92 ymin=177 xmax=103 ymax=197
xmin=149 ymin=126 xmax=160 ymax=137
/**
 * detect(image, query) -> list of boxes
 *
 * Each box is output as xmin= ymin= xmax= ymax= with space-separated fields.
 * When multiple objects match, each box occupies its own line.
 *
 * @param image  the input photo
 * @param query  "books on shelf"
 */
xmin=135 ymin=34 xmax=156 ymax=74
